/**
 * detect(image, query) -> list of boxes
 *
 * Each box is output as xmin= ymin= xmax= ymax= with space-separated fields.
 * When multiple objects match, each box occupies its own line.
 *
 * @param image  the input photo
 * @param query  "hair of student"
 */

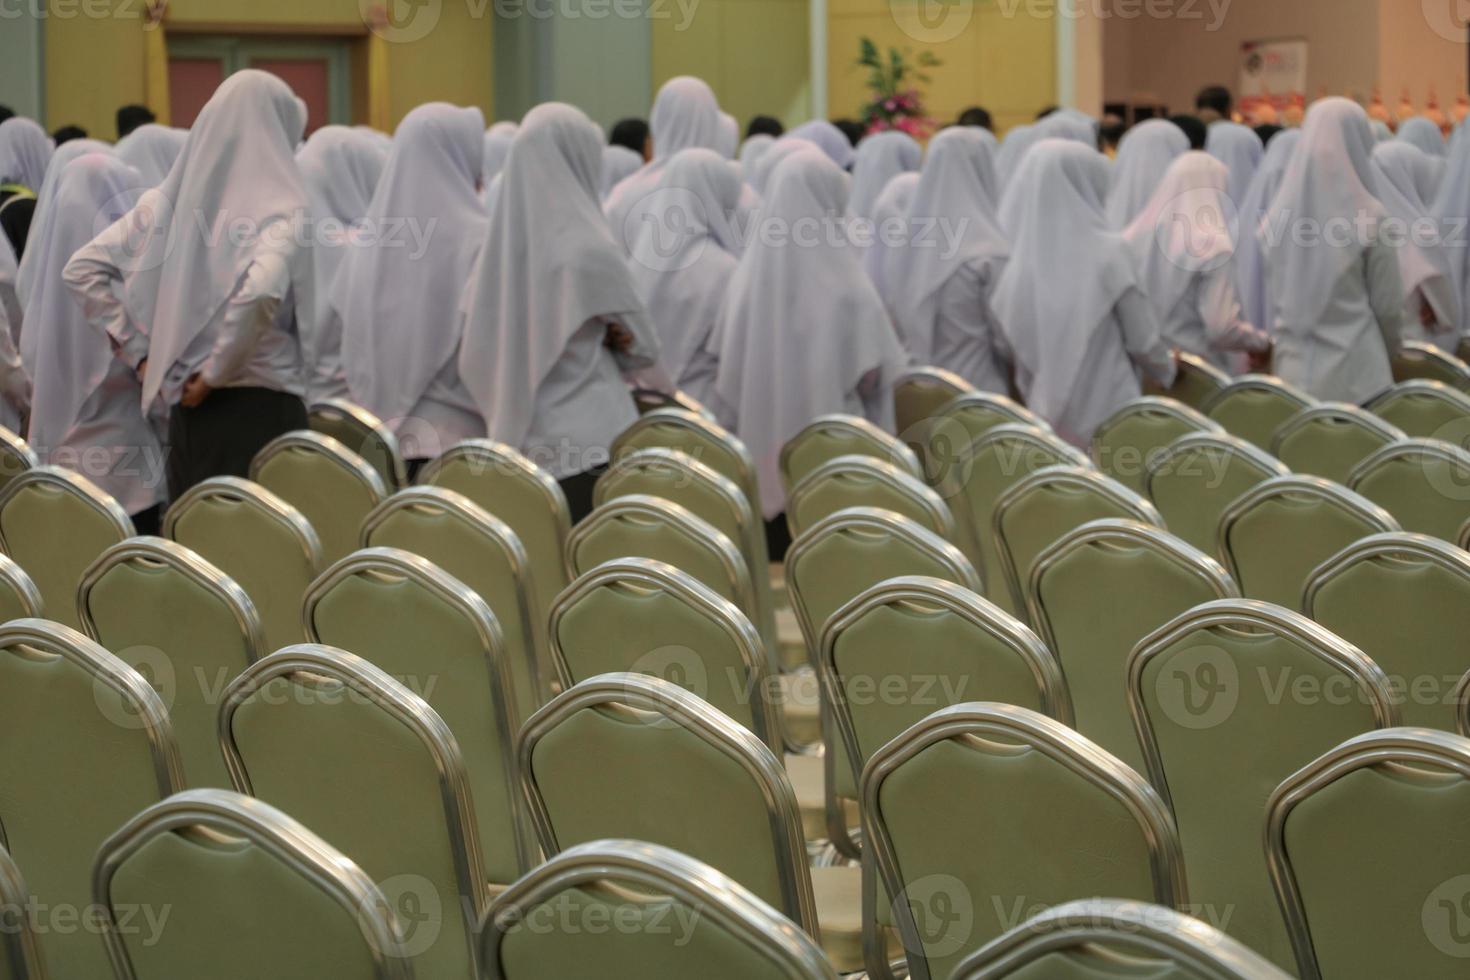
xmin=1169 ymin=113 xmax=1209 ymax=150
xmin=746 ymin=115 xmax=784 ymax=138
xmin=832 ymin=118 xmax=865 ymax=147
xmin=1195 ymin=85 xmax=1233 ymax=117
xmin=116 ymin=103 xmax=156 ymax=138
xmin=957 ymin=106 xmax=993 ymax=130
xmin=52 ymin=125 xmax=88 ymax=145
xmin=608 ymin=117 xmax=650 ymax=155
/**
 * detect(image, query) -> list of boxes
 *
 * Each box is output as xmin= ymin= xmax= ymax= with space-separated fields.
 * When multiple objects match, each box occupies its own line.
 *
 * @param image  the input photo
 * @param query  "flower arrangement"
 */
xmin=856 ymin=37 xmax=941 ymax=138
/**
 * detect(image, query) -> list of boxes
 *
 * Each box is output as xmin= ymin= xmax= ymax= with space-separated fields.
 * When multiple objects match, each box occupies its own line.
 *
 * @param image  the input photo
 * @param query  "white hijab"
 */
xmin=15 ymin=138 xmax=112 ymax=307
xmin=863 ymin=170 xmax=921 ymax=302
xmin=739 ymin=134 xmax=774 ymax=175
xmin=848 ymin=131 xmax=921 ymax=222
xmin=783 ymin=121 xmax=855 ymax=169
xmin=460 ymin=102 xmax=647 ymax=448
xmin=717 ymin=112 xmax=739 ymax=159
xmin=601 ymin=144 xmax=644 ymax=200
xmin=1035 ymin=110 xmax=1097 ymax=147
xmin=22 ymin=154 xmax=146 ymax=452
xmin=604 ymin=76 xmax=723 ymax=231
xmin=713 ymin=148 xmax=905 ymax=517
xmin=482 ymin=121 xmax=517 ymax=189
xmin=1205 ymin=121 xmax=1264 ymax=205
xmin=1261 ymin=98 xmax=1385 ymax=328
xmin=0 ymin=117 xmax=53 ymax=190
xmin=1106 ymin=119 xmax=1188 ymax=228
xmin=1123 ymin=152 xmax=1236 ymax=321
xmin=115 ymin=124 xmax=188 ymax=187
xmin=747 ymin=137 xmax=813 ymax=198
xmin=1398 ymin=117 xmax=1447 ymax=158
xmin=1435 ymin=118 xmax=1470 ymax=332
xmin=994 ymin=139 xmax=1137 ymax=424
xmin=1235 ymin=129 xmax=1301 ymax=334
xmin=1371 ymin=141 xmax=1458 ymax=328
xmin=887 ymin=127 xmax=1007 ymax=362
xmin=1371 ymin=120 xmax=1394 ymax=143
xmin=996 ymin=123 xmax=1041 ymax=189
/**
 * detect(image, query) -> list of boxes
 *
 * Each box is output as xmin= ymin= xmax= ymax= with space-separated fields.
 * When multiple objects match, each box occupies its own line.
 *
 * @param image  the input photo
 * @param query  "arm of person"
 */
xmin=603 ymin=309 xmax=661 ymax=372
xmin=1365 ymin=239 xmax=1406 ymax=359
xmin=1117 ymin=286 xmax=1178 ymax=388
xmin=62 ymin=227 xmax=150 ymax=372
xmin=0 ymin=312 xmax=29 ymax=415
xmin=195 ymin=247 xmax=293 ymax=399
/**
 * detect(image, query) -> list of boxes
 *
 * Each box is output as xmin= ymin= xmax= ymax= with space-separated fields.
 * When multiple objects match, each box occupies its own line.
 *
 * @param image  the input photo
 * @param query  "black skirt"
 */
xmin=166 ymin=386 xmax=308 ymax=499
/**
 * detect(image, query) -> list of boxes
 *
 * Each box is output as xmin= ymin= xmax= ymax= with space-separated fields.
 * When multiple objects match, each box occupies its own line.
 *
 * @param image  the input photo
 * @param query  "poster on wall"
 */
xmin=1239 ymin=38 xmax=1308 ymax=120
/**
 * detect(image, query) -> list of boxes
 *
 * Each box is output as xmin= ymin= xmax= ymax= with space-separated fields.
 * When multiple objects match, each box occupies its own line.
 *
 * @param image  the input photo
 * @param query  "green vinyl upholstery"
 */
xmin=1270 ymin=404 xmax=1403 ymax=485
xmin=0 ymin=427 xmax=36 ymax=501
xmin=308 ymin=398 xmax=407 ymax=491
xmin=250 ymin=431 xmax=387 ymax=565
xmin=1144 ymin=433 xmax=1289 ymax=556
xmin=1365 ymin=380 xmax=1470 ymax=439
xmin=780 ymin=415 xmax=922 ymax=497
xmin=1090 ymin=397 xmax=1222 ymax=495
xmin=1348 ymin=439 xmax=1470 ymax=542
xmin=0 ymin=841 xmax=43 ymax=980
xmin=1202 ymin=376 xmax=1315 ymax=451
xmin=612 ymin=409 xmax=762 ymax=515
xmin=1142 ymin=351 xmax=1231 ymax=411
xmin=787 ymin=455 xmax=955 ymax=542
xmin=0 ymin=553 xmax=41 ymax=624
xmin=893 ymin=368 xmax=973 ymax=443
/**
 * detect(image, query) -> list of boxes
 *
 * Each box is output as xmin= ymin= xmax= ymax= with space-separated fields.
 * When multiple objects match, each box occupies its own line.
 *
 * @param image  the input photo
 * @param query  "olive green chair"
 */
xmin=308 ymin=397 xmax=407 ymax=491
xmin=1459 ymin=671 xmax=1470 ymax=735
xmin=1365 ymin=379 xmax=1470 ymax=440
xmin=0 ymin=553 xmax=41 ymax=623
xmin=303 ymin=547 xmax=532 ymax=887
xmin=1202 ymin=376 xmax=1316 ymax=451
xmin=951 ymin=898 xmax=1293 ymax=979
xmin=0 ymin=841 xmax=44 ymax=979
xmin=941 ymin=424 xmax=1090 ymax=615
xmin=863 ymin=703 xmax=1187 ymax=980
xmin=95 ymin=789 xmax=414 ymax=980
xmin=1219 ymin=476 xmax=1400 ymax=608
xmin=362 ymin=486 xmax=543 ymax=718
xmin=1127 ymin=600 xmax=1396 ymax=969
xmin=479 ymin=840 xmax=837 ymax=980
xmin=163 ymin=476 xmax=323 ymax=655
xmin=1144 ymin=432 xmax=1289 ymax=556
xmin=993 ymin=465 xmax=1163 ymax=620
xmin=1267 ymin=728 xmax=1470 ymax=979
xmin=1270 ymin=403 xmax=1405 ymax=484
xmin=1391 ymin=340 xmax=1470 ymax=392
xmin=1143 ymin=350 xmax=1231 ymax=411
xmin=920 ymin=394 xmax=1050 ymax=490
xmin=0 ymin=620 xmax=182 ymax=979
xmin=250 ymin=430 xmax=388 ymax=565
xmin=418 ymin=440 xmax=572 ymax=635
xmin=1306 ymin=533 xmax=1470 ymax=730
xmin=1348 ymin=439 xmax=1470 ymax=541
xmin=1027 ymin=520 xmax=1237 ymax=773
xmin=0 ymin=467 xmax=133 ymax=631
xmin=1461 ymin=517 xmax=1470 ymax=551
xmin=0 ymin=427 xmax=37 ymax=500
xmin=632 ymin=387 xmax=717 ymax=420
xmin=1091 ymin=397 xmax=1223 ymax=495
xmin=221 ymin=646 xmax=486 ymax=979
xmin=79 ymin=537 xmax=264 ymax=788
xmin=779 ymin=415 xmax=922 ymax=497
xmin=548 ymin=558 xmax=781 ymax=751
xmin=787 ymin=455 xmax=954 ymax=542
xmin=893 ymin=367 xmax=974 ymax=441
xmin=612 ymin=408 xmax=761 ymax=512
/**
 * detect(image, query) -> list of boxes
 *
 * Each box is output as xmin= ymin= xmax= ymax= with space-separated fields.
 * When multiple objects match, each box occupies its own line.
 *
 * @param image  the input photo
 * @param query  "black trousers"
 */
xmin=559 ymin=465 xmax=608 ymax=525
xmin=765 ymin=514 xmax=793 ymax=562
xmin=130 ymin=504 xmax=162 ymax=537
xmin=166 ymin=386 xmax=308 ymax=500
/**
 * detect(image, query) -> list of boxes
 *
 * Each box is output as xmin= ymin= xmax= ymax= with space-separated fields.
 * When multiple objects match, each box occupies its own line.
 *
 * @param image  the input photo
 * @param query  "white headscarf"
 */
xmin=15 ymin=138 xmax=112 ymax=307
xmin=0 ymin=118 xmax=53 ymax=190
xmin=863 ymin=170 xmax=921 ymax=302
xmin=604 ymin=76 xmax=722 ymax=232
xmin=1435 ymin=118 xmax=1470 ymax=332
xmin=712 ymin=148 xmax=906 ymax=517
xmin=747 ymin=138 xmax=813 ymax=198
xmin=996 ymin=123 xmax=1042 ymax=190
xmin=848 ymin=131 xmax=921 ymax=222
xmin=1206 ymin=121 xmax=1264 ymax=205
xmin=601 ymin=144 xmax=644 ymax=199
xmin=1106 ymin=119 xmax=1189 ymax=228
xmin=1371 ymin=120 xmax=1394 ymax=143
xmin=482 ymin=121 xmax=517 ymax=189
xmin=887 ymin=127 xmax=1007 ymax=363
xmin=1235 ymin=129 xmax=1301 ymax=334
xmin=21 ymin=154 xmax=146 ymax=452
xmin=782 ymin=121 xmax=855 ymax=169
xmin=1035 ymin=110 xmax=1097 ymax=147
xmin=115 ymin=124 xmax=187 ymax=187
xmin=1124 ymin=152 xmax=1236 ymax=320
xmin=1398 ymin=117 xmax=1447 ymax=158
xmin=994 ymin=139 xmax=1137 ymax=423
xmin=354 ymin=125 xmax=394 ymax=152
xmin=460 ymin=102 xmax=647 ymax=448
xmin=739 ymin=134 xmax=774 ymax=175
xmin=1371 ymin=141 xmax=1458 ymax=329
xmin=717 ymin=112 xmax=739 ymax=159
xmin=1261 ymin=98 xmax=1386 ymax=329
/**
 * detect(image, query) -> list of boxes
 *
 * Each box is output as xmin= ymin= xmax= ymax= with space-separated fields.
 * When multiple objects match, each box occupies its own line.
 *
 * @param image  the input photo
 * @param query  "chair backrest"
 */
xmin=1306 ymin=532 xmax=1470 ymax=731
xmin=951 ymin=898 xmax=1292 ymax=980
xmin=1091 ymin=397 xmax=1223 ymax=495
xmin=894 ymin=367 xmax=974 ymax=442
xmin=0 ymin=427 xmax=37 ymax=500
xmin=993 ymin=465 xmax=1162 ymax=619
xmin=0 ymin=553 xmax=41 ymax=623
xmin=308 ymin=397 xmax=407 ymax=490
xmin=250 ymin=430 xmax=388 ymax=565
xmin=517 ymin=674 xmax=818 ymax=934
xmin=787 ymin=454 xmax=954 ymax=542
xmin=0 ymin=842 xmax=45 ymax=980
xmin=1270 ymin=403 xmax=1405 ymax=484
xmin=779 ymin=414 xmax=922 ymax=495
xmin=1365 ymin=379 xmax=1470 ymax=439
xmin=922 ymin=394 xmax=1050 ymax=488
xmin=1267 ymin=729 xmax=1470 ymax=979
xmin=303 ymin=546 xmax=532 ymax=885
xmin=1144 ymin=432 xmax=1289 ymax=555
xmin=419 ymin=440 xmax=572 ymax=633
xmin=1143 ymin=350 xmax=1231 ymax=411
xmin=632 ymin=387 xmax=718 ymax=420
xmin=163 ymin=476 xmax=323 ymax=654
xmin=362 ymin=486 xmax=543 ymax=722
xmin=0 ymin=620 xmax=182 ymax=979
xmin=1128 ymin=600 xmax=1396 ymax=968
xmin=1391 ymin=340 xmax=1470 ymax=392
xmin=1202 ymin=375 xmax=1315 ymax=450
xmin=863 ymin=703 xmax=1187 ymax=980
xmin=79 ymin=537 xmax=264 ymax=788
xmin=613 ymin=408 xmax=761 ymax=511
xmin=0 ymin=466 xmax=133 ymax=630
xmin=1219 ymin=475 xmax=1400 ymax=608
xmin=479 ymin=840 xmax=837 ymax=980
xmin=221 ymin=645 xmax=485 ymax=978
xmin=1348 ymin=438 xmax=1470 ymax=541
xmin=548 ymin=558 xmax=780 ymax=751
xmin=95 ymin=789 xmax=414 ymax=980
xmin=1028 ymin=520 xmax=1237 ymax=773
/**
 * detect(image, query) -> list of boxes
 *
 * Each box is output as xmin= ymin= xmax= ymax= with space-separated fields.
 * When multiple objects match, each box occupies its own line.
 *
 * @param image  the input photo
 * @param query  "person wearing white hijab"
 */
xmin=1205 ymin=121 xmax=1264 ymax=205
xmin=738 ymin=133 xmax=774 ymax=175
xmin=711 ymin=148 xmax=906 ymax=522
xmin=115 ymin=124 xmax=188 ymax=187
xmin=863 ymin=170 xmax=921 ymax=307
xmin=1435 ymin=119 xmax=1470 ymax=337
xmin=746 ymin=137 xmax=813 ymax=198
xmin=996 ymin=123 xmax=1041 ymax=190
xmin=1398 ymin=117 xmax=1447 ymax=158
xmin=334 ymin=103 xmax=486 ymax=469
xmin=15 ymin=138 xmax=113 ymax=309
xmin=605 ymin=76 xmax=723 ymax=239
xmin=994 ymin=139 xmax=1176 ymax=446
xmin=296 ymin=125 xmax=387 ymax=401
xmin=65 ymin=69 xmax=312 ymax=497
xmin=628 ymin=148 xmax=741 ymax=408
xmin=1235 ymin=129 xmax=1301 ymax=338
xmin=848 ymin=130 xmax=921 ymax=222
xmin=716 ymin=112 xmax=740 ymax=159
xmin=0 ymin=117 xmax=53 ymax=196
xmin=1123 ymin=152 xmax=1271 ymax=371
xmin=601 ymin=144 xmax=644 ymax=200
xmin=460 ymin=102 xmax=660 ymax=521
xmin=887 ymin=127 xmax=1010 ymax=392
xmin=1371 ymin=120 xmax=1394 ymax=143
xmin=1105 ymin=119 xmax=1189 ymax=228
xmin=1035 ymin=109 xmax=1097 ymax=148
xmin=1260 ymin=97 xmax=1402 ymax=403
xmin=781 ymin=120 xmax=855 ymax=169
xmin=482 ymin=121 xmax=517 ymax=190
xmin=1371 ymin=141 xmax=1459 ymax=345
xmin=23 ymin=154 xmax=164 ymax=528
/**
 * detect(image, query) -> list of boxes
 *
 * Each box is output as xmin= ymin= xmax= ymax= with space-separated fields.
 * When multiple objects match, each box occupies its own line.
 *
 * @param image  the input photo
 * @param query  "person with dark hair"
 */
xmin=832 ymin=118 xmax=865 ymax=148
xmin=0 ymin=106 xmax=13 ymax=125
xmin=1035 ymin=105 xmax=1059 ymax=120
xmin=1254 ymin=123 xmax=1284 ymax=146
xmin=115 ymin=103 xmax=156 ymax=140
xmin=957 ymin=106 xmax=992 ymax=130
xmin=1195 ymin=85 xmax=1233 ymax=124
xmin=51 ymin=125 xmax=88 ymax=145
xmin=1099 ymin=116 xmax=1127 ymax=156
xmin=1169 ymin=113 xmax=1209 ymax=150
xmin=608 ymin=117 xmax=651 ymax=161
xmin=746 ymin=115 xmax=783 ymax=139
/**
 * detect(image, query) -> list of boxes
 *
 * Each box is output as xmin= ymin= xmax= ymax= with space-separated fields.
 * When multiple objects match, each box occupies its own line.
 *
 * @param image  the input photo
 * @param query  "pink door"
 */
xmin=168 ymin=58 xmax=226 ymax=129
xmin=249 ymin=59 xmax=331 ymax=137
